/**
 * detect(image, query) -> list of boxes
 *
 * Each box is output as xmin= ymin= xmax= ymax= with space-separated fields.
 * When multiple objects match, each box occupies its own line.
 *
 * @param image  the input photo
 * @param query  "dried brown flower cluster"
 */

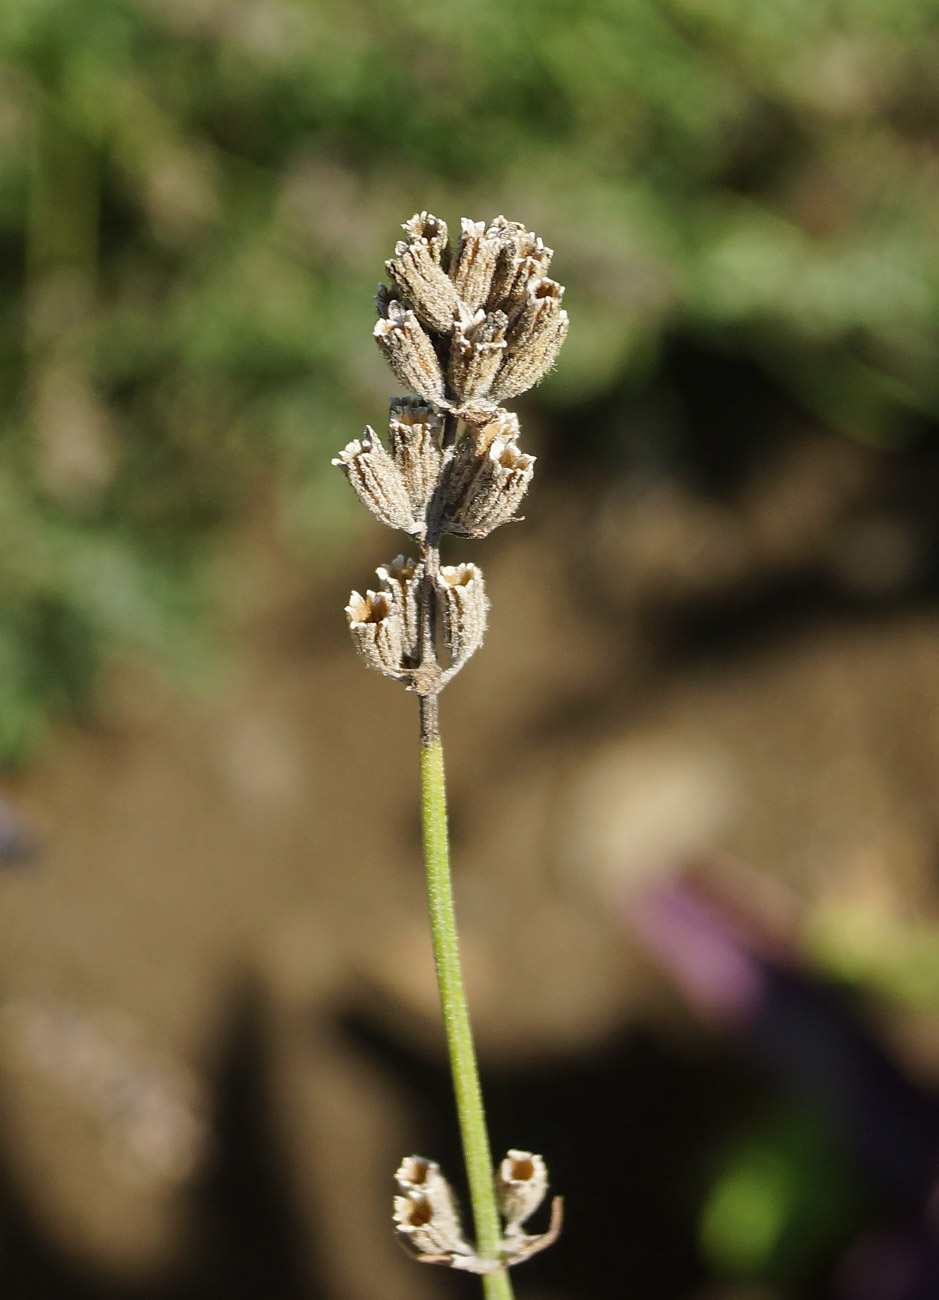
xmin=334 ymin=213 xmax=568 ymax=697
xmin=393 ymin=1152 xmax=562 ymax=1273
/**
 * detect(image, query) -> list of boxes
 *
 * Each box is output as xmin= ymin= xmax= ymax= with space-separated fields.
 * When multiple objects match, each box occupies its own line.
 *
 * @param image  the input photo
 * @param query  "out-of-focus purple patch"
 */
xmin=621 ymin=867 xmax=939 ymax=1299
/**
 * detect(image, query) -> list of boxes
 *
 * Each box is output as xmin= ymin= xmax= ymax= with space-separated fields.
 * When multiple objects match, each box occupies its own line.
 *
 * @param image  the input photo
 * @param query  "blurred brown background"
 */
xmin=3 ymin=2 xmax=939 ymax=1298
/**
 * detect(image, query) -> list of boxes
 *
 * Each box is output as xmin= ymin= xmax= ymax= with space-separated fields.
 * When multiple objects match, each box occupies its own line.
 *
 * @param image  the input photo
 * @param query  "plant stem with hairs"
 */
xmin=334 ymin=214 xmax=568 ymax=1287
xmin=420 ymin=728 xmax=512 ymax=1300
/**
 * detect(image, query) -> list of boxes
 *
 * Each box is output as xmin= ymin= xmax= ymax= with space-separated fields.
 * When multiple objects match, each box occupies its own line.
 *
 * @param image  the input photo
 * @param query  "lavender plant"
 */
xmin=334 ymin=214 xmax=568 ymax=1296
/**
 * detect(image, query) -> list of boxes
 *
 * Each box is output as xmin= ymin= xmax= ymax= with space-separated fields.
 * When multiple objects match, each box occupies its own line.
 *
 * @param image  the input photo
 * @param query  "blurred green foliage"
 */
xmin=2 ymin=0 xmax=939 ymax=760
xmin=699 ymin=1104 xmax=868 ymax=1287
xmin=808 ymin=891 xmax=939 ymax=1009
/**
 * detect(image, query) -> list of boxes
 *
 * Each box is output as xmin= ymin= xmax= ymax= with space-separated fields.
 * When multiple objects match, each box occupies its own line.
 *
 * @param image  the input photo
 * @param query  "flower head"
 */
xmin=336 ymin=212 xmax=567 ymax=696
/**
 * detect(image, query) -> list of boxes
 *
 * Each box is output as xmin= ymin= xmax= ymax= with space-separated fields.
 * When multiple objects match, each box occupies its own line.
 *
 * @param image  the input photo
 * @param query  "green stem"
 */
xmin=419 ymin=720 xmax=514 ymax=1300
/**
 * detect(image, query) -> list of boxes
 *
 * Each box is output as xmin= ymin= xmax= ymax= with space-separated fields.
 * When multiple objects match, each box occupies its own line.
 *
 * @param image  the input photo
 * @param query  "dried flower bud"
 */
xmin=393 ymin=1156 xmax=480 ymax=1269
xmin=388 ymin=397 xmax=444 ymax=518
xmin=376 ymin=555 xmax=422 ymax=660
xmin=374 ymin=299 xmax=446 ymax=405
xmin=438 ymin=563 xmax=487 ymax=679
xmin=447 ymin=311 xmax=507 ymax=404
xmin=450 ymin=216 xmax=553 ymax=317
xmin=393 ymin=1193 xmax=475 ymax=1266
xmin=497 ymin=1150 xmax=548 ymax=1228
xmin=443 ymin=415 xmax=516 ymax=501
xmin=491 ymin=279 xmax=569 ymax=402
xmin=332 ymin=428 xmax=419 ymax=534
xmin=504 ymin=278 xmax=565 ymax=354
xmin=345 ymin=590 xmax=407 ymax=679
xmin=443 ymin=434 xmax=536 ymax=539
xmin=486 ymin=217 xmax=554 ymax=317
xmin=386 ymin=213 xmax=461 ymax=334
xmin=449 ymin=220 xmax=490 ymax=315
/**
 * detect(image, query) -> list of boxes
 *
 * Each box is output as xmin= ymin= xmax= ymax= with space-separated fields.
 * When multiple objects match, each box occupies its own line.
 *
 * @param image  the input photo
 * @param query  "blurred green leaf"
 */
xmin=699 ymin=1106 xmax=869 ymax=1285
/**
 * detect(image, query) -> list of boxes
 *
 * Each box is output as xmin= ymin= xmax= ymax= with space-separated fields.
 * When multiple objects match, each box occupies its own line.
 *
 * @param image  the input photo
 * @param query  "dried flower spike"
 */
xmin=337 ymin=215 xmax=568 ymax=1292
xmin=339 ymin=212 xmax=564 ymax=689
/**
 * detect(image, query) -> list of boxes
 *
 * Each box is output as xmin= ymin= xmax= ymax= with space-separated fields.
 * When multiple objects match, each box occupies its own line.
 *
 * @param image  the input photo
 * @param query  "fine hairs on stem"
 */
xmin=334 ymin=214 xmax=568 ymax=1292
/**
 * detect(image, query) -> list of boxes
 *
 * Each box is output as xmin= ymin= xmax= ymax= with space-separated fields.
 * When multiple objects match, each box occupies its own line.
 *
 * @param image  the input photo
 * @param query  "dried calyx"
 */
xmin=335 ymin=213 xmax=568 ymax=695
xmin=393 ymin=1151 xmax=563 ymax=1273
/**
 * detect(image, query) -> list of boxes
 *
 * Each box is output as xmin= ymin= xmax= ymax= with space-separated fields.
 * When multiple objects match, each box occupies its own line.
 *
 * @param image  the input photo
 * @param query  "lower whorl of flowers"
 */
xmin=393 ymin=1151 xmax=563 ymax=1273
xmin=345 ymin=557 xmax=486 ymax=686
